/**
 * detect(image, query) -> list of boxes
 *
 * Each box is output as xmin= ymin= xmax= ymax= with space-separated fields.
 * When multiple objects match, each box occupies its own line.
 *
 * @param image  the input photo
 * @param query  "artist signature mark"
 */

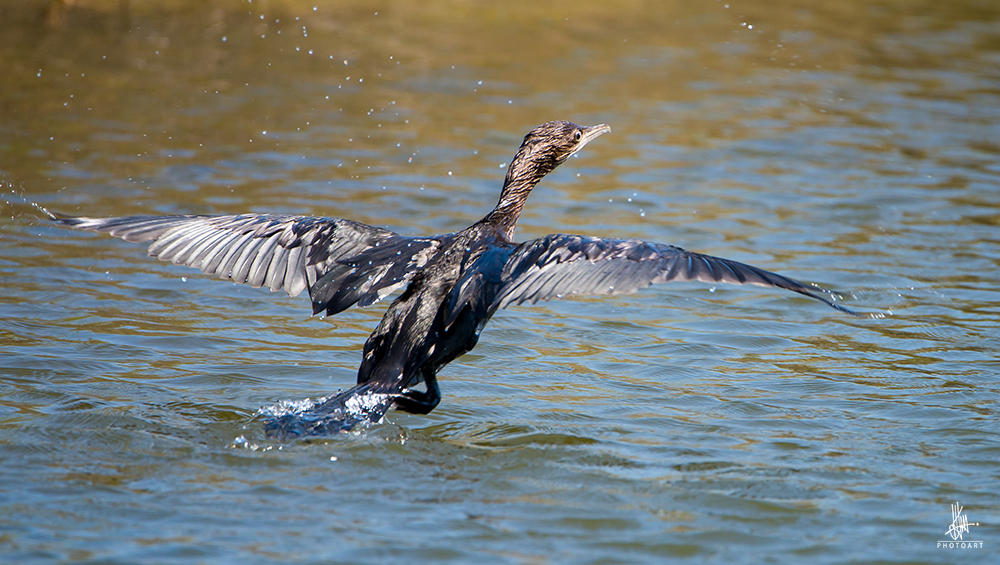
xmin=937 ymin=502 xmax=983 ymax=550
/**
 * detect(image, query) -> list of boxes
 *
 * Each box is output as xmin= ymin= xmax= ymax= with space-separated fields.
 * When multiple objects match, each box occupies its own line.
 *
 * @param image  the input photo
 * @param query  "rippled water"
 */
xmin=1 ymin=1 xmax=998 ymax=563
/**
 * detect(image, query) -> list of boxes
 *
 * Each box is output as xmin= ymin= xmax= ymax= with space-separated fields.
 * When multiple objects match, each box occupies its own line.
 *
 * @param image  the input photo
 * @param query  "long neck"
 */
xmin=482 ymin=146 xmax=555 ymax=240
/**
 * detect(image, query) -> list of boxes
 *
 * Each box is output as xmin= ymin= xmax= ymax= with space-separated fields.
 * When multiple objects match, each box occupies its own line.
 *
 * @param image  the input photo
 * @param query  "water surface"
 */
xmin=1 ymin=0 xmax=998 ymax=563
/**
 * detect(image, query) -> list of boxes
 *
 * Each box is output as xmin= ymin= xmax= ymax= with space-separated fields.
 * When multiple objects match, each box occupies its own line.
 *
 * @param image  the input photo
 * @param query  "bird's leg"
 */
xmin=393 ymin=367 xmax=441 ymax=415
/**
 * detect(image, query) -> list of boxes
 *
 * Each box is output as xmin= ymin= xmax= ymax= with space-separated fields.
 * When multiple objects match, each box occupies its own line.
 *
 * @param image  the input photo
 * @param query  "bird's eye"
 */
xmin=574 ymin=130 xmax=582 ymax=142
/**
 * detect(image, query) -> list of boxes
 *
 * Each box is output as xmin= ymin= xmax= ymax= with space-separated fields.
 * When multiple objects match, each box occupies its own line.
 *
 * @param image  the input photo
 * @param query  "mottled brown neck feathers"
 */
xmin=482 ymin=121 xmax=610 ymax=240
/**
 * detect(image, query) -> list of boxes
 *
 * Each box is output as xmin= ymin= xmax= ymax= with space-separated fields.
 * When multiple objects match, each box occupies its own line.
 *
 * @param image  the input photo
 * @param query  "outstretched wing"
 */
xmin=53 ymin=213 xmax=440 ymax=315
xmin=493 ymin=234 xmax=858 ymax=315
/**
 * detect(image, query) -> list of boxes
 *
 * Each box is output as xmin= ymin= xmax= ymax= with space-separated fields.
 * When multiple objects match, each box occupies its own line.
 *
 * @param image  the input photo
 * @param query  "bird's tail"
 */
xmin=259 ymin=380 xmax=398 ymax=439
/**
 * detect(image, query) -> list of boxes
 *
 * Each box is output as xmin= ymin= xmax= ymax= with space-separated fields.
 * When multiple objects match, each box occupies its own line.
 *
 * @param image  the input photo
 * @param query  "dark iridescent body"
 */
xmin=53 ymin=121 xmax=857 ymax=433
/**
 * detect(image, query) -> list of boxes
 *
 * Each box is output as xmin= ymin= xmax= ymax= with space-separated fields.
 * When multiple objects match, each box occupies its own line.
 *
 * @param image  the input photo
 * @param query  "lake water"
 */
xmin=1 ymin=0 xmax=998 ymax=563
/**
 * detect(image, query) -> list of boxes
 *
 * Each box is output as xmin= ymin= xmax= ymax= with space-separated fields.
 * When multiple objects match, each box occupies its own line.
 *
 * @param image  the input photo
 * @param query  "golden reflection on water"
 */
xmin=2 ymin=0 xmax=999 ymax=563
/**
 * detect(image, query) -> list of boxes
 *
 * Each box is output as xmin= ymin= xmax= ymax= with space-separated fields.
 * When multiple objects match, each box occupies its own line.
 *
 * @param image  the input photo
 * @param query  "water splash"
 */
xmin=807 ymin=283 xmax=890 ymax=319
xmin=2 ymin=181 xmax=57 ymax=222
xmin=257 ymin=383 xmax=396 ymax=439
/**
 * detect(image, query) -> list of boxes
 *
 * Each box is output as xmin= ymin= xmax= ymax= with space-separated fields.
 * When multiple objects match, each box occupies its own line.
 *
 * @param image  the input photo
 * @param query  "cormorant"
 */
xmin=52 ymin=121 xmax=858 ymax=434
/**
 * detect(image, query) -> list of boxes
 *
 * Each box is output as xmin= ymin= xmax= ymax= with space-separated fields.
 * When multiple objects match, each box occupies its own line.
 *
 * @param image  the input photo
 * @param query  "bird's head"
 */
xmin=486 ymin=120 xmax=610 ymax=239
xmin=507 ymin=121 xmax=611 ymax=182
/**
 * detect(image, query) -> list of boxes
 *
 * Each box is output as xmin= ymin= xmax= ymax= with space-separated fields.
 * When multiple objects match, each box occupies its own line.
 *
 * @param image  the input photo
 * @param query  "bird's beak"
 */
xmin=577 ymin=124 xmax=611 ymax=152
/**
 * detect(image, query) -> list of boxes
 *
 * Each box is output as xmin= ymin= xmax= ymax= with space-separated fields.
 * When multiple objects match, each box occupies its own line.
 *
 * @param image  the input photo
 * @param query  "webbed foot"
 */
xmin=393 ymin=368 xmax=441 ymax=414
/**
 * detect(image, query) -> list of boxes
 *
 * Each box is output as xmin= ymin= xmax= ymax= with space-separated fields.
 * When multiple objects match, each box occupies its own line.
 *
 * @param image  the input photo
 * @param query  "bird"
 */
xmin=51 ymin=120 xmax=859 ymax=435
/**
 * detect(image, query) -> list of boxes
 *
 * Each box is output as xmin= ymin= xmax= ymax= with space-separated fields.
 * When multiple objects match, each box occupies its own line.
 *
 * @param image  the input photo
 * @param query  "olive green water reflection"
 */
xmin=1 ymin=0 xmax=998 ymax=563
